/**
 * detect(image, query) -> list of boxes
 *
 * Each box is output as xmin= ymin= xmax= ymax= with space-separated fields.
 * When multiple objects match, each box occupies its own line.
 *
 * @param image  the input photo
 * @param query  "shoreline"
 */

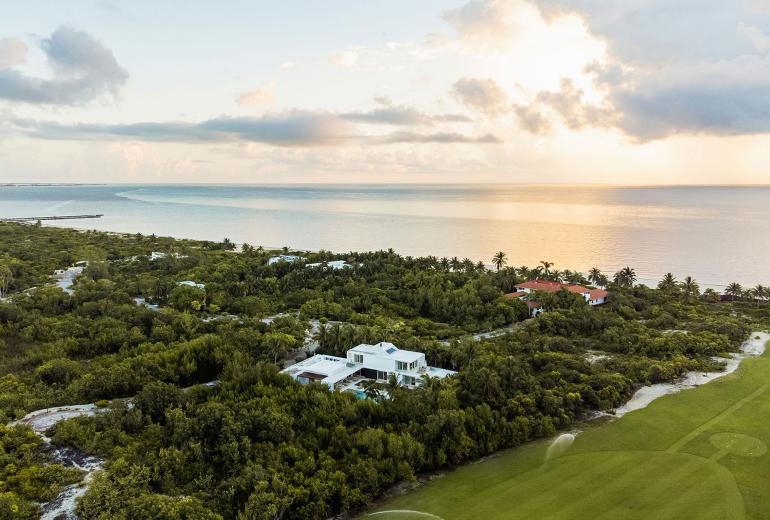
xmin=25 ymin=223 xmax=761 ymax=291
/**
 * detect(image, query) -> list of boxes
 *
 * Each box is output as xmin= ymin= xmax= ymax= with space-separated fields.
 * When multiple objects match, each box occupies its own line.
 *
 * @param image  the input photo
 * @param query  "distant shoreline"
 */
xmin=0 ymin=183 xmax=106 ymax=187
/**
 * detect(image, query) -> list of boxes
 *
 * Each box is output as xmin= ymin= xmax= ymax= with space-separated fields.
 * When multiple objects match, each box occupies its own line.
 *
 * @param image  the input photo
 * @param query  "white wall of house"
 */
xmin=346 ymin=348 xmax=426 ymax=374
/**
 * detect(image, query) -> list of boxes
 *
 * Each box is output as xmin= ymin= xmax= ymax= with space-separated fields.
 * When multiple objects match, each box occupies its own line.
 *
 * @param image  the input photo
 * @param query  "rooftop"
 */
xmin=589 ymin=288 xmax=609 ymax=300
xmin=349 ymin=342 xmax=424 ymax=363
xmin=517 ymin=279 xmax=590 ymax=295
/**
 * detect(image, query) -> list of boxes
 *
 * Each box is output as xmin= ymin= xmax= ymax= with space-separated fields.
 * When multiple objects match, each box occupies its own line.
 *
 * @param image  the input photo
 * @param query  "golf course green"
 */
xmin=365 ymin=332 xmax=770 ymax=520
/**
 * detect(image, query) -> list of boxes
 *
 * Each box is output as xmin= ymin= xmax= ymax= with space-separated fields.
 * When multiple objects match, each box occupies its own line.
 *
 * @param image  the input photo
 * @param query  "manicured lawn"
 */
xmin=365 ymin=335 xmax=770 ymax=520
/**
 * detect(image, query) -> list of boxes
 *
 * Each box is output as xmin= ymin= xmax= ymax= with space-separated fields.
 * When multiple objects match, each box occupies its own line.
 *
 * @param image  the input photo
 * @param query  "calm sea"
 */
xmin=1 ymin=184 xmax=768 ymax=288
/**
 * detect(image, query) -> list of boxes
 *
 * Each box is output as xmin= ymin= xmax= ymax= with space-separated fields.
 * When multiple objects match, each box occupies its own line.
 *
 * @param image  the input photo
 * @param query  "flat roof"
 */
xmin=349 ymin=342 xmax=424 ymax=363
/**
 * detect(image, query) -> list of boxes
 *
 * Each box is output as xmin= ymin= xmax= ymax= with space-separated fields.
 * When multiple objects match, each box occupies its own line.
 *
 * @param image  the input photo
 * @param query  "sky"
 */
xmin=2 ymin=0 xmax=770 ymax=184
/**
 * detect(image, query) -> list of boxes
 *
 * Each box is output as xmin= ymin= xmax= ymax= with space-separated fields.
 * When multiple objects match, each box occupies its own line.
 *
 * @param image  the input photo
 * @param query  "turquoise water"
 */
xmin=1 ymin=184 xmax=768 ymax=287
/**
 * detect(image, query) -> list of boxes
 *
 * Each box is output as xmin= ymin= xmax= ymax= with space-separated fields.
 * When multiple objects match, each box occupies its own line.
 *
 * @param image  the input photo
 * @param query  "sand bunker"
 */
xmin=614 ymin=331 xmax=770 ymax=417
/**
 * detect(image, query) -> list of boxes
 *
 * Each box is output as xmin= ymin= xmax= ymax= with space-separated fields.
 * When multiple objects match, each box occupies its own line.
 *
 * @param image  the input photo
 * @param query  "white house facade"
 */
xmin=281 ymin=342 xmax=456 ymax=395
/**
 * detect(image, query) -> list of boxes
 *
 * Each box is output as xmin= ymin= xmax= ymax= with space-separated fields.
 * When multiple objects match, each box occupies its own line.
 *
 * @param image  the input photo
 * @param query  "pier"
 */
xmin=0 ymin=214 xmax=104 ymax=222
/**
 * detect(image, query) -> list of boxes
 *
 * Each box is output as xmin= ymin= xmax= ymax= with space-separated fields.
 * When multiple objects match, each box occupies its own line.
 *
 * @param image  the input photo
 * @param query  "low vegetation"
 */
xmin=0 ymin=222 xmax=767 ymax=519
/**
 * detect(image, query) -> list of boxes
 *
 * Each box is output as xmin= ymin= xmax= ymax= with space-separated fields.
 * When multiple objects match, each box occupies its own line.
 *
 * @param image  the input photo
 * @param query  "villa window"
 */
xmin=353 ymin=354 xmax=363 ymax=363
xmin=396 ymin=361 xmax=408 ymax=371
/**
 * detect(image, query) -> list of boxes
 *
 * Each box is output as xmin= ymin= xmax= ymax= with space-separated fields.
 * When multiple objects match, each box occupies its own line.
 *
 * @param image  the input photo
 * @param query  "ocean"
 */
xmin=1 ymin=184 xmax=768 ymax=288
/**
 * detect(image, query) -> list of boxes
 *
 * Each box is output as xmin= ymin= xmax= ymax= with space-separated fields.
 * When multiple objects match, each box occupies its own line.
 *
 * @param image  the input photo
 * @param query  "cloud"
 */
xmin=451 ymin=77 xmax=509 ymax=115
xmin=738 ymin=22 xmax=770 ymax=53
xmin=526 ymin=1 xmax=770 ymax=139
xmin=341 ymin=106 xmax=471 ymax=126
xmin=0 ymin=38 xmax=27 ymax=70
xmin=236 ymin=81 xmax=276 ymax=106
xmin=281 ymin=61 xmax=296 ymax=69
xmin=513 ymin=104 xmax=551 ymax=134
xmin=328 ymin=49 xmax=359 ymax=68
xmin=0 ymin=26 xmax=127 ymax=105
xmin=512 ymin=78 xmax=612 ymax=134
xmin=443 ymin=0 xmax=526 ymax=48
xmin=10 ymin=112 xmax=351 ymax=146
xmin=8 ymin=110 xmax=495 ymax=146
xmin=373 ymin=95 xmax=392 ymax=106
xmin=376 ymin=131 xmax=500 ymax=144
xmin=536 ymin=78 xmax=614 ymax=130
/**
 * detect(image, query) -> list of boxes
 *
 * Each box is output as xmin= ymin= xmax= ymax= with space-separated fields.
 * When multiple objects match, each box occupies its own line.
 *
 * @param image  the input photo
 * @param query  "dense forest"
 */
xmin=0 ymin=222 xmax=767 ymax=519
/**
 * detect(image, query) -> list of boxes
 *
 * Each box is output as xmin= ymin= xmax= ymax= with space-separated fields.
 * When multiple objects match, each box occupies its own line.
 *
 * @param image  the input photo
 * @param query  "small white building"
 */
xmin=281 ymin=342 xmax=456 ymax=394
xmin=268 ymin=255 xmax=302 ymax=266
xmin=177 ymin=280 xmax=206 ymax=289
xmin=306 ymin=260 xmax=351 ymax=270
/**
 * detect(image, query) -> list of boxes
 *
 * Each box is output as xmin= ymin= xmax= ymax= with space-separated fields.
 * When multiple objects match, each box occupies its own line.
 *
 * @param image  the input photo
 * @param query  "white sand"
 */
xmin=614 ymin=331 xmax=770 ymax=417
xmin=13 ymin=404 xmax=106 ymax=518
xmin=53 ymin=266 xmax=84 ymax=294
xmin=15 ymin=404 xmax=101 ymax=439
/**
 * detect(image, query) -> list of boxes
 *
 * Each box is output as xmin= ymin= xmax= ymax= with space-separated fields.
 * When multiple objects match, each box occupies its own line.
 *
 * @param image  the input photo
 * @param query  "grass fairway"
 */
xmin=365 ymin=333 xmax=770 ymax=520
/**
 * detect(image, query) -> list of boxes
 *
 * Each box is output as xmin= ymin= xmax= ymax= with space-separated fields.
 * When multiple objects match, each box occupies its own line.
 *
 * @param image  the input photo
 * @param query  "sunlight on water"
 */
xmin=2 ymin=184 xmax=770 ymax=286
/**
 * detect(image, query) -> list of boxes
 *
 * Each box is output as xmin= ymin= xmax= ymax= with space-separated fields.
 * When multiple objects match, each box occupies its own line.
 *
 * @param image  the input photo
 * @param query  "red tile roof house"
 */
xmin=504 ymin=279 xmax=609 ymax=316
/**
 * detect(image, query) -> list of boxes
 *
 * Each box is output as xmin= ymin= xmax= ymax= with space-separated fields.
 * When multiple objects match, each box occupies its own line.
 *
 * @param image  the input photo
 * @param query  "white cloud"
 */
xmin=236 ymin=81 xmax=276 ymax=106
xmin=0 ymin=38 xmax=27 ymax=70
xmin=738 ymin=22 xmax=770 ymax=53
xmin=8 ymin=108 xmax=495 ymax=147
xmin=457 ymin=0 xmax=770 ymax=140
xmin=328 ymin=49 xmax=359 ymax=68
xmin=451 ymin=77 xmax=509 ymax=115
xmin=443 ymin=0 xmax=529 ymax=49
xmin=0 ymin=26 xmax=127 ymax=105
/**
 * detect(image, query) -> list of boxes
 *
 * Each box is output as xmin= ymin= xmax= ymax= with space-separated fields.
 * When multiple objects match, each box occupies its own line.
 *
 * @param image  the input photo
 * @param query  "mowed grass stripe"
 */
xmin=469 ymin=451 xmax=638 ymax=518
xmin=666 ymin=384 xmax=769 ymax=454
xmin=364 ymin=336 xmax=770 ymax=520
xmin=593 ymin=453 xmax=743 ymax=520
xmin=535 ymin=453 xmax=708 ymax=519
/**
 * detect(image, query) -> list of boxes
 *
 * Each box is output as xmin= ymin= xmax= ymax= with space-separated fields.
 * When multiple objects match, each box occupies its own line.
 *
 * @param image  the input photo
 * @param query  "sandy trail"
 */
xmin=14 ymin=404 xmax=105 ymax=519
xmin=614 ymin=331 xmax=770 ymax=417
xmin=53 ymin=266 xmax=84 ymax=295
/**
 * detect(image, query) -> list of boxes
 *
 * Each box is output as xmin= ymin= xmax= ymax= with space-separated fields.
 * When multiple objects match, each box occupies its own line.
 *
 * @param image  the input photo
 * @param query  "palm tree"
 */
xmin=385 ymin=373 xmax=402 ymax=398
xmin=703 ymin=288 xmax=720 ymax=302
xmin=754 ymin=285 xmax=767 ymax=304
xmin=588 ymin=267 xmax=603 ymax=287
xmin=658 ymin=272 xmax=678 ymax=293
xmin=725 ymin=282 xmax=743 ymax=300
xmin=613 ymin=266 xmax=637 ymax=288
xmin=492 ymin=251 xmax=508 ymax=271
xmin=680 ymin=276 xmax=700 ymax=303
xmin=539 ymin=260 xmax=554 ymax=278
xmin=517 ymin=266 xmax=532 ymax=280
xmin=450 ymin=257 xmax=461 ymax=272
xmin=596 ymin=273 xmax=609 ymax=288
xmin=360 ymin=379 xmax=381 ymax=400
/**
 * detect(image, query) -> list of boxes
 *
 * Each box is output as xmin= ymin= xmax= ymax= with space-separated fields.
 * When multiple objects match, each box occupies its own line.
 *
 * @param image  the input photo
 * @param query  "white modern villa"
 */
xmin=281 ymin=342 xmax=456 ymax=396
